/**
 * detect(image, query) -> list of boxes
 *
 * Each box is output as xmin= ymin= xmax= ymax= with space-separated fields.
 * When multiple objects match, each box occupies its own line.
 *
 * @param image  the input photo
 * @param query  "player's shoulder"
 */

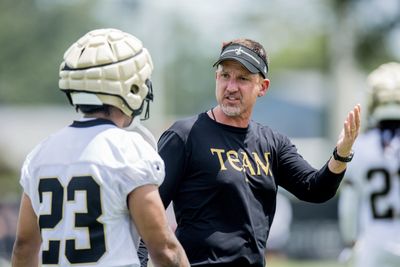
xmin=22 ymin=125 xmax=69 ymax=165
xmin=345 ymin=129 xmax=381 ymax=179
xmin=101 ymin=125 xmax=141 ymax=139
xmin=352 ymin=128 xmax=380 ymax=150
xmin=103 ymin=127 xmax=156 ymax=154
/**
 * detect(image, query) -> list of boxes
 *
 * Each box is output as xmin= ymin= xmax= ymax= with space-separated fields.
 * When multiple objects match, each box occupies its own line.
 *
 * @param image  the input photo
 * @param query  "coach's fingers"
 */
xmin=345 ymin=104 xmax=361 ymax=140
xmin=337 ymin=104 xmax=361 ymax=155
xmin=354 ymin=104 xmax=361 ymax=130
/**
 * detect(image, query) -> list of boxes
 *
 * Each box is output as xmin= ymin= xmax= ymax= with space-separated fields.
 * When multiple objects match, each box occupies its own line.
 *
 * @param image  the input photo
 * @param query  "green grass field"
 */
xmin=268 ymin=258 xmax=345 ymax=267
xmin=148 ymin=258 xmax=346 ymax=267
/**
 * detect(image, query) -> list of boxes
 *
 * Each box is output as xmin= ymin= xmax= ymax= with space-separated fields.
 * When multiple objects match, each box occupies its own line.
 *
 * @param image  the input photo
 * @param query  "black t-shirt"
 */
xmin=158 ymin=112 xmax=344 ymax=266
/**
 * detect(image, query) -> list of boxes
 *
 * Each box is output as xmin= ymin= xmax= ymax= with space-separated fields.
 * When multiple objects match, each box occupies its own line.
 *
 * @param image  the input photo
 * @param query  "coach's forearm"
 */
xmin=328 ymin=156 xmax=347 ymax=174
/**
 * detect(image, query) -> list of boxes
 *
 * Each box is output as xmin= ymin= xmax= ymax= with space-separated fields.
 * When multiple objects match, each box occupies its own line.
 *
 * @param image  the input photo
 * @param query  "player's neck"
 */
xmin=84 ymin=108 xmax=132 ymax=128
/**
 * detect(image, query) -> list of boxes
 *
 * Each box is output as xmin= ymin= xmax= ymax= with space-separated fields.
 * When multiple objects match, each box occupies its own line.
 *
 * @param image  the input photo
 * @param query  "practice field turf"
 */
xmin=149 ymin=258 xmax=345 ymax=267
xmin=267 ymin=258 xmax=345 ymax=267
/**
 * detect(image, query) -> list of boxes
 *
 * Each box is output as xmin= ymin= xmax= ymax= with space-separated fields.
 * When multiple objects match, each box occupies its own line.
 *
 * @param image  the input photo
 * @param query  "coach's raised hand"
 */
xmin=329 ymin=104 xmax=361 ymax=173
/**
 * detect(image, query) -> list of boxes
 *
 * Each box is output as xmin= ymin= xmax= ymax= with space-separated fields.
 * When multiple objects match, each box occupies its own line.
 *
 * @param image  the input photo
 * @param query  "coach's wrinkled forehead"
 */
xmin=213 ymin=44 xmax=268 ymax=78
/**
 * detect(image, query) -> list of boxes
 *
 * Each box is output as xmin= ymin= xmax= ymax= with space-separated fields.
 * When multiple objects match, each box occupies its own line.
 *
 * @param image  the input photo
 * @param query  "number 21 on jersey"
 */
xmin=367 ymin=168 xmax=400 ymax=219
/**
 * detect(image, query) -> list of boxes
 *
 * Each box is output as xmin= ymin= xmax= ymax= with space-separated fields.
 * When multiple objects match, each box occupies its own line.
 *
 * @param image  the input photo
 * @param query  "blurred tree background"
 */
xmin=0 ymin=0 xmax=399 ymax=265
xmin=0 ymin=0 xmax=399 ymax=110
xmin=0 ymin=0 xmax=100 ymax=104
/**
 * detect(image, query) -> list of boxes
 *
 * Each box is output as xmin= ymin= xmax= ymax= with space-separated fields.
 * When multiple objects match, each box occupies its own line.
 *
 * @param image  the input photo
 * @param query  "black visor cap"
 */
xmin=213 ymin=44 xmax=268 ymax=78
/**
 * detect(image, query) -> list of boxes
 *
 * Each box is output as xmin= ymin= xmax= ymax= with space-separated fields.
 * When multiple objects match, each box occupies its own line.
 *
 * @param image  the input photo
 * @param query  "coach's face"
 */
xmin=215 ymin=60 xmax=269 ymax=119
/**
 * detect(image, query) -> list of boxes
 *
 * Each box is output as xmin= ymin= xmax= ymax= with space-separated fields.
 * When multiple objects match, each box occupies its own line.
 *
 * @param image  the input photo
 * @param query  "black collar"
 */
xmin=70 ymin=118 xmax=116 ymax=128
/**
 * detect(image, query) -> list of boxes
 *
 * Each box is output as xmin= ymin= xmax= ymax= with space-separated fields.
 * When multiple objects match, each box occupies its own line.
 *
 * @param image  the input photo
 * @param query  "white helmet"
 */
xmin=59 ymin=28 xmax=154 ymax=118
xmin=367 ymin=62 xmax=400 ymax=125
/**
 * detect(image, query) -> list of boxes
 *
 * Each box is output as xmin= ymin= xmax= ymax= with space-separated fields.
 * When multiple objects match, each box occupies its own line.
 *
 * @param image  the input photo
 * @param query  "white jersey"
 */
xmin=20 ymin=119 xmax=165 ymax=267
xmin=338 ymin=128 xmax=400 ymax=267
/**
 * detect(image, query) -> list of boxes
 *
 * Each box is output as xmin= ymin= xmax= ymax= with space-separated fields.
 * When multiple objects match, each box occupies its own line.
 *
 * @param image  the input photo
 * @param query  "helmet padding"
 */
xmin=59 ymin=28 xmax=153 ymax=117
xmin=367 ymin=62 xmax=400 ymax=124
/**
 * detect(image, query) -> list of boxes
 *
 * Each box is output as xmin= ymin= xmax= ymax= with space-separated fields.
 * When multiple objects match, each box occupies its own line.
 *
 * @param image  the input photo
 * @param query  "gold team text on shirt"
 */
xmin=210 ymin=148 xmax=273 ymax=176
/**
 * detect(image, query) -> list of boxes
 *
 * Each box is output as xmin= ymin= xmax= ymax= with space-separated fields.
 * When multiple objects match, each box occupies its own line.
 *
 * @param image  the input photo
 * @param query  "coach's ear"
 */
xmin=258 ymin=78 xmax=270 ymax=97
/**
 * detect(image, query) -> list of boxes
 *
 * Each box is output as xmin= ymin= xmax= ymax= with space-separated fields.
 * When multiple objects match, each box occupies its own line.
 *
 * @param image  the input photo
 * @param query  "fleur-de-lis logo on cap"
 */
xmin=235 ymin=47 xmax=243 ymax=55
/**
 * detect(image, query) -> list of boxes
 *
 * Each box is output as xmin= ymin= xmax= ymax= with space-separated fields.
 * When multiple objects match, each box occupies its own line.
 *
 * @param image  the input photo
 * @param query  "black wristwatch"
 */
xmin=333 ymin=147 xmax=354 ymax=162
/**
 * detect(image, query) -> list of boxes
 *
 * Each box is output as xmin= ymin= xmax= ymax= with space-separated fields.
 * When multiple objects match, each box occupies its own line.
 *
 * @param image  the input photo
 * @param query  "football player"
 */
xmin=11 ymin=28 xmax=189 ymax=267
xmin=338 ymin=62 xmax=400 ymax=267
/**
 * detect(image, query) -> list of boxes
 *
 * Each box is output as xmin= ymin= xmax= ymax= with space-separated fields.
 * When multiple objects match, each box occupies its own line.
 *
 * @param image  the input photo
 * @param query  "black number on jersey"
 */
xmin=38 ymin=178 xmax=63 ymax=264
xmin=38 ymin=176 xmax=106 ymax=264
xmin=367 ymin=168 xmax=399 ymax=219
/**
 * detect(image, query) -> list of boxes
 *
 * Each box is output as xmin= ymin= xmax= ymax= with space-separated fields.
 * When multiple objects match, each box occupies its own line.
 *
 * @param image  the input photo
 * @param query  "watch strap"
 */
xmin=333 ymin=147 xmax=354 ymax=162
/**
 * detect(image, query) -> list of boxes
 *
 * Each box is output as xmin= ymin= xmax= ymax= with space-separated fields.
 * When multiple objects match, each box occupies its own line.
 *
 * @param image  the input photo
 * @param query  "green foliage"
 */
xmin=0 ymin=0 xmax=99 ymax=105
xmin=268 ymin=258 xmax=345 ymax=267
xmin=164 ymin=57 xmax=215 ymax=115
xmin=355 ymin=24 xmax=398 ymax=72
xmin=270 ymin=34 xmax=330 ymax=72
xmin=0 ymin=0 xmax=399 ymax=111
xmin=329 ymin=0 xmax=400 ymax=72
xmin=162 ymin=18 xmax=216 ymax=115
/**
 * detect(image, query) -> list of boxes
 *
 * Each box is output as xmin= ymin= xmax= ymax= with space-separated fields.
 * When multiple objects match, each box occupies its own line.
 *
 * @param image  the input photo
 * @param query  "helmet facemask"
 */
xmin=132 ymin=79 xmax=154 ymax=120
